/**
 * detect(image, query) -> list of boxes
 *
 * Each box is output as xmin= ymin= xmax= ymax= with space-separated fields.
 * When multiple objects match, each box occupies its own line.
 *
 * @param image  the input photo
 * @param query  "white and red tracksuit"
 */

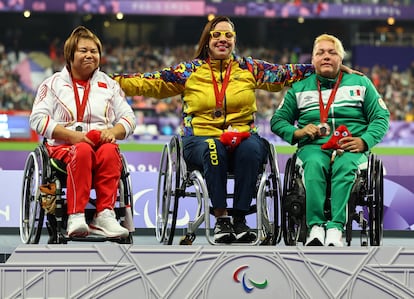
xmin=30 ymin=66 xmax=136 ymax=214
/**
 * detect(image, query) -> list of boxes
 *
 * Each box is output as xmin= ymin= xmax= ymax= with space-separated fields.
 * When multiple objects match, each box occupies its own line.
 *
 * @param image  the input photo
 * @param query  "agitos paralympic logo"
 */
xmin=233 ymin=265 xmax=268 ymax=293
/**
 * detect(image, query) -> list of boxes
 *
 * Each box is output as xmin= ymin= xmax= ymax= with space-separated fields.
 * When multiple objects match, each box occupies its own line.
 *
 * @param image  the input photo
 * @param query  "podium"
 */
xmin=1 ymin=244 xmax=414 ymax=298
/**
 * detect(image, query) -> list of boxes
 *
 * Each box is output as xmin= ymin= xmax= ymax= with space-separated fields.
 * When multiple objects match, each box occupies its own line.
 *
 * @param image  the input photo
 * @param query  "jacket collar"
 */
xmin=316 ymin=72 xmax=341 ymax=89
xmin=208 ymin=54 xmax=235 ymax=69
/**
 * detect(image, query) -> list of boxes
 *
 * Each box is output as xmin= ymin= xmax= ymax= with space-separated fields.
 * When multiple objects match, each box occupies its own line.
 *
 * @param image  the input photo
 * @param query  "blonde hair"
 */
xmin=312 ymin=34 xmax=346 ymax=60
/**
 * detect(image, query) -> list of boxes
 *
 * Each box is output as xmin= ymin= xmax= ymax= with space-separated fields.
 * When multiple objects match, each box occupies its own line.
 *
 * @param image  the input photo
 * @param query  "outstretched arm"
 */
xmin=340 ymin=64 xmax=363 ymax=76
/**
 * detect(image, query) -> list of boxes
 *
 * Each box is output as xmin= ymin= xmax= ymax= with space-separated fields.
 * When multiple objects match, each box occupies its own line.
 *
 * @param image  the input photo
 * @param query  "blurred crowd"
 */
xmin=0 ymin=44 xmax=34 ymax=111
xmin=207 ymin=0 xmax=414 ymax=5
xmin=1 ymin=41 xmax=413 ymax=123
xmin=206 ymin=0 xmax=414 ymax=5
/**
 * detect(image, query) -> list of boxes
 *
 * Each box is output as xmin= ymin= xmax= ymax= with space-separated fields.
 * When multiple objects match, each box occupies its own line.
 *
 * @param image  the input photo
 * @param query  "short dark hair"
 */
xmin=63 ymin=26 xmax=102 ymax=70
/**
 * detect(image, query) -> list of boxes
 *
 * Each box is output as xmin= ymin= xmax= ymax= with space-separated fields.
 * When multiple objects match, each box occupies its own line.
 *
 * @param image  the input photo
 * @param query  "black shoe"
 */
xmin=214 ymin=217 xmax=236 ymax=243
xmin=233 ymin=219 xmax=257 ymax=243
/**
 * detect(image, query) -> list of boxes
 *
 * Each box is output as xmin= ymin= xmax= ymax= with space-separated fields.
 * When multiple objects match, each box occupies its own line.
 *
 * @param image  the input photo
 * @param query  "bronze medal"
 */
xmin=209 ymin=59 xmax=232 ymax=121
xmin=213 ymin=109 xmax=223 ymax=118
xmin=318 ymin=123 xmax=330 ymax=136
xmin=317 ymin=72 xmax=343 ymax=138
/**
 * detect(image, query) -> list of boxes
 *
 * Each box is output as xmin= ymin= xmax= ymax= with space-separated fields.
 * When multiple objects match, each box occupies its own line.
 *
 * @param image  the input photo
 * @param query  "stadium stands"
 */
xmin=1 ymin=42 xmax=413 ymax=123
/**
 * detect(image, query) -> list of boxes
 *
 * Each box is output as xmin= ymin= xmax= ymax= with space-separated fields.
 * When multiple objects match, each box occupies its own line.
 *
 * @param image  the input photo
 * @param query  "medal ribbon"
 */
xmin=317 ymin=71 xmax=343 ymax=123
xmin=209 ymin=59 xmax=232 ymax=111
xmin=72 ymin=78 xmax=91 ymax=122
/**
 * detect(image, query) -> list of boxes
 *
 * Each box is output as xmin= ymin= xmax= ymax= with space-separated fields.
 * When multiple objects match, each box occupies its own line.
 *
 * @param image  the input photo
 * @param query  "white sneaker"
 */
xmin=325 ymin=228 xmax=344 ymax=247
xmin=305 ymin=225 xmax=325 ymax=246
xmin=89 ymin=209 xmax=129 ymax=238
xmin=67 ymin=213 xmax=89 ymax=237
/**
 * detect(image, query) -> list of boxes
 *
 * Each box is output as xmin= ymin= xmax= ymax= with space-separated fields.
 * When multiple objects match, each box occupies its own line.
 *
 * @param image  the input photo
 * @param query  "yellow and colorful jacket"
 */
xmin=114 ymin=54 xmax=314 ymax=137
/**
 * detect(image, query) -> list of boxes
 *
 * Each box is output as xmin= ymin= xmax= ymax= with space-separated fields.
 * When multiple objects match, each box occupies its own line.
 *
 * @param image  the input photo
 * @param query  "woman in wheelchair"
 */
xmin=111 ymin=16 xmax=323 ymax=243
xmin=29 ymin=26 xmax=136 ymax=238
xmin=271 ymin=34 xmax=390 ymax=247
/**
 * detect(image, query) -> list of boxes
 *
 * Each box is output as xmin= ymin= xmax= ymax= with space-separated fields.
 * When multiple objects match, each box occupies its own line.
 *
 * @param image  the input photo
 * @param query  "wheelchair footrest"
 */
xmin=68 ymin=236 xmax=107 ymax=242
xmin=74 ymin=235 xmax=130 ymax=243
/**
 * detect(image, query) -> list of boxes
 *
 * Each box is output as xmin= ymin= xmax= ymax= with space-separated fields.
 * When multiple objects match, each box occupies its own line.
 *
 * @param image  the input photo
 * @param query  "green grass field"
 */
xmin=0 ymin=141 xmax=412 ymax=155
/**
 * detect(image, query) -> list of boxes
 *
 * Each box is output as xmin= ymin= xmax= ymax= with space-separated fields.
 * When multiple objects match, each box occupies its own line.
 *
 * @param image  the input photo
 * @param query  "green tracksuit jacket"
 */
xmin=271 ymin=72 xmax=390 ymax=230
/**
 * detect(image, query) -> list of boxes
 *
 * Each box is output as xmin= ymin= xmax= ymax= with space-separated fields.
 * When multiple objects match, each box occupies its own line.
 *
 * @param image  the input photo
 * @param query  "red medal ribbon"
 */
xmin=209 ymin=59 xmax=232 ymax=110
xmin=72 ymin=78 xmax=91 ymax=122
xmin=317 ymin=71 xmax=343 ymax=123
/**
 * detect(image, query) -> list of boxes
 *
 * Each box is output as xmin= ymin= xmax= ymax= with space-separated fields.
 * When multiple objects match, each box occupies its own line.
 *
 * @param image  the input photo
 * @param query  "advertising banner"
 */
xmin=1 ymin=1 xmax=413 ymax=20
xmin=1 ymin=154 xmax=413 ymax=230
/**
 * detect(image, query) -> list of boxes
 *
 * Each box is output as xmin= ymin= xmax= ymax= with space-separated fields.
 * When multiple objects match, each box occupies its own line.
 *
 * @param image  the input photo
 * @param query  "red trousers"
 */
xmin=46 ymin=142 xmax=122 ymax=215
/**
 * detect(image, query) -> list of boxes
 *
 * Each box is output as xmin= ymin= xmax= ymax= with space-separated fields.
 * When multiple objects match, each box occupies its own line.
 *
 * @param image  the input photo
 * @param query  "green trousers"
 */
xmin=296 ymin=145 xmax=367 ymax=231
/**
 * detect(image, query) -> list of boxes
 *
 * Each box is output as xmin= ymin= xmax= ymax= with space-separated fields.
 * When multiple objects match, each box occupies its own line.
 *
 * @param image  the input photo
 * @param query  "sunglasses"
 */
xmin=210 ymin=30 xmax=236 ymax=39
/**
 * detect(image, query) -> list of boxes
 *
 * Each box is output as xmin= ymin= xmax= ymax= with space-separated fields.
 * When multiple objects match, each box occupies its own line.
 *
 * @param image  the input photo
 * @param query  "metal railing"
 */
xmin=354 ymin=32 xmax=414 ymax=46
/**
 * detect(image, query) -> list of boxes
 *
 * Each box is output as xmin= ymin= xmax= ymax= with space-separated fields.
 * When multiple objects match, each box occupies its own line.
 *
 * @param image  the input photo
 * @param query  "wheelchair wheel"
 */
xmin=119 ymin=154 xmax=134 ymax=244
xmin=369 ymin=157 xmax=384 ymax=246
xmin=20 ymin=146 xmax=48 ymax=244
xmin=156 ymin=135 xmax=181 ymax=245
xmin=120 ymin=154 xmax=133 ymax=208
xmin=259 ymin=143 xmax=282 ymax=245
xmin=282 ymin=155 xmax=306 ymax=246
xmin=282 ymin=157 xmax=295 ymax=245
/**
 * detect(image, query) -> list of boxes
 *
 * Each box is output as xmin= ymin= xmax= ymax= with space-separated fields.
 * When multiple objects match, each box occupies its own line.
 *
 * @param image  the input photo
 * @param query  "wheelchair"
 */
xmin=155 ymin=135 xmax=282 ymax=246
xmin=282 ymin=152 xmax=384 ymax=246
xmin=19 ymin=142 xmax=134 ymax=245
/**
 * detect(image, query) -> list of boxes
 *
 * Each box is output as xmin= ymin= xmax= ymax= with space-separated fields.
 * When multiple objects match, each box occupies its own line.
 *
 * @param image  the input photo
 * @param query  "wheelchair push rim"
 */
xmin=369 ymin=158 xmax=384 ymax=246
xmin=260 ymin=142 xmax=282 ymax=245
xmin=156 ymin=136 xmax=181 ymax=244
xmin=282 ymin=156 xmax=298 ymax=245
xmin=20 ymin=149 xmax=45 ymax=244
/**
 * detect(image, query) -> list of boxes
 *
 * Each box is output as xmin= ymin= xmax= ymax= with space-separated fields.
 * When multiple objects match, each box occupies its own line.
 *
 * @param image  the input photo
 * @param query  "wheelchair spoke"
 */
xmin=20 ymin=151 xmax=44 ymax=244
xmin=155 ymin=136 xmax=181 ymax=245
xmin=370 ymin=159 xmax=384 ymax=246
